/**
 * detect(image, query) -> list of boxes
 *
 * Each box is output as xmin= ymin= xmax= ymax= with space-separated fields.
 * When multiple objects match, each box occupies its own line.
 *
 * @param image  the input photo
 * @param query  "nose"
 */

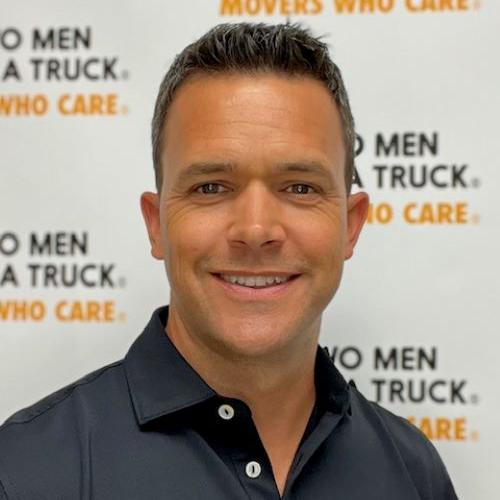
xmin=227 ymin=182 xmax=286 ymax=252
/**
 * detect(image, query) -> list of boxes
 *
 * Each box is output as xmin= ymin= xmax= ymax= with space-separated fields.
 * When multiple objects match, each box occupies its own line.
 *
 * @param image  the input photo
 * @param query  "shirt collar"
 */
xmin=124 ymin=306 xmax=215 ymax=425
xmin=315 ymin=346 xmax=352 ymax=417
xmin=125 ymin=305 xmax=351 ymax=426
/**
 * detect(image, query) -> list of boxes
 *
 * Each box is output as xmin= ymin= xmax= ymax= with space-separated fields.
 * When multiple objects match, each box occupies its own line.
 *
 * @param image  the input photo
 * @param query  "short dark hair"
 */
xmin=151 ymin=22 xmax=355 ymax=194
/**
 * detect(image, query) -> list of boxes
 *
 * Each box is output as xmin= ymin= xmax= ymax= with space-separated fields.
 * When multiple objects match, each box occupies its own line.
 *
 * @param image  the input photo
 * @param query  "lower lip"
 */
xmin=211 ymin=274 xmax=300 ymax=300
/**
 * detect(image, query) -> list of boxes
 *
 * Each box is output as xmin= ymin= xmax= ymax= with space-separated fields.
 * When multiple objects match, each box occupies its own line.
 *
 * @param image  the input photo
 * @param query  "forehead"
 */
xmin=161 ymin=72 xmax=345 ymax=179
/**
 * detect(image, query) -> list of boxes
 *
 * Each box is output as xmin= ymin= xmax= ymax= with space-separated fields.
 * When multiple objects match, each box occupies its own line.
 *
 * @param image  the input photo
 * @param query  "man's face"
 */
xmin=141 ymin=73 xmax=368 ymax=359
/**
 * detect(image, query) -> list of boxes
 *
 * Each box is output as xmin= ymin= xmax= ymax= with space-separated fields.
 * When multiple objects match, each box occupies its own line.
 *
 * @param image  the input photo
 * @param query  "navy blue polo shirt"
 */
xmin=0 ymin=306 xmax=457 ymax=499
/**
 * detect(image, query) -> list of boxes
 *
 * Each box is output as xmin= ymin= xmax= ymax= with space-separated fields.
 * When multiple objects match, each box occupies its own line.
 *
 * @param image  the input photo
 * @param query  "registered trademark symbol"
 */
xmin=118 ymin=312 xmax=126 ymax=322
xmin=121 ymin=69 xmax=129 ymax=80
xmin=470 ymin=394 xmax=479 ymax=404
xmin=471 ymin=214 xmax=480 ymax=224
xmin=471 ymin=178 xmax=481 ymax=188
xmin=470 ymin=430 xmax=479 ymax=441
xmin=118 ymin=277 xmax=127 ymax=287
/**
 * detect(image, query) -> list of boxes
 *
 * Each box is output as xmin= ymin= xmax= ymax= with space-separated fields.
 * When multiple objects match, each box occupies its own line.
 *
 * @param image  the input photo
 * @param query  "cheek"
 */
xmin=290 ymin=210 xmax=346 ymax=305
xmin=292 ymin=209 xmax=346 ymax=264
xmin=163 ymin=205 xmax=226 ymax=278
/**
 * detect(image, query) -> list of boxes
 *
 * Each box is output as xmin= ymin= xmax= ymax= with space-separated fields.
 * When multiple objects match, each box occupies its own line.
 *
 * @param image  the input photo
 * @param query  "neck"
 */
xmin=165 ymin=305 xmax=319 ymax=496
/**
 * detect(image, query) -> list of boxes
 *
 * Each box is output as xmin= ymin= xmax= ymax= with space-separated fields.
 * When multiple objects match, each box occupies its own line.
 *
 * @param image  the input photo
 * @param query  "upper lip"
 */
xmin=212 ymin=271 xmax=300 ymax=277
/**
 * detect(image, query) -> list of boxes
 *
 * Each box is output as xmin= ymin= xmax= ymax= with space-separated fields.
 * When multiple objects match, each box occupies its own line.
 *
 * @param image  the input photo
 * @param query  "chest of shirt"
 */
xmin=11 ymin=410 xmax=423 ymax=500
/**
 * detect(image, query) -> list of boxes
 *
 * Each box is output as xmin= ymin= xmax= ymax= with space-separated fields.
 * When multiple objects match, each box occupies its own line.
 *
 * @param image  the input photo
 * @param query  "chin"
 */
xmin=208 ymin=317 xmax=299 ymax=360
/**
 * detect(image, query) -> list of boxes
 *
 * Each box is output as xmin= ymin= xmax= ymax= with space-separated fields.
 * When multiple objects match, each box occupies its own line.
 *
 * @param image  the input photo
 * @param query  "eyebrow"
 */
xmin=275 ymin=161 xmax=333 ymax=180
xmin=178 ymin=162 xmax=236 ymax=182
xmin=177 ymin=160 xmax=334 ymax=183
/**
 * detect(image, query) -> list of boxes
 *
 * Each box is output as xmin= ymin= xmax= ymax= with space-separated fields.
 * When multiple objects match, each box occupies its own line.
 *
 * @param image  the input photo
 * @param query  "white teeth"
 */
xmin=220 ymin=274 xmax=292 ymax=288
xmin=255 ymin=276 xmax=266 ymax=287
xmin=243 ymin=276 xmax=255 ymax=286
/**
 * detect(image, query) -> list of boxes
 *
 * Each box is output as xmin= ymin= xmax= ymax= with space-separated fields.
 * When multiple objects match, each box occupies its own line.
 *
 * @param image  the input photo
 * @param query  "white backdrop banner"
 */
xmin=1 ymin=1 xmax=499 ymax=498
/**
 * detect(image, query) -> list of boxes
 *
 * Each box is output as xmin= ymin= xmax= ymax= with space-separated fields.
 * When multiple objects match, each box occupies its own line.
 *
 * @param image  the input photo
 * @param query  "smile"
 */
xmin=219 ymin=274 xmax=292 ymax=288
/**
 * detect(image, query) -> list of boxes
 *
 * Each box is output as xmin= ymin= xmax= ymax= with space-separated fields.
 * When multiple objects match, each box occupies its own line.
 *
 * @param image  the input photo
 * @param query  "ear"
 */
xmin=140 ymin=191 xmax=164 ymax=260
xmin=344 ymin=192 xmax=369 ymax=260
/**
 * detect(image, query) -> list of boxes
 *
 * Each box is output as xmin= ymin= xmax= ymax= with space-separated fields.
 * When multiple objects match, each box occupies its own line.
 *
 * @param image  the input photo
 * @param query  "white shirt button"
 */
xmin=217 ymin=404 xmax=235 ymax=420
xmin=245 ymin=461 xmax=262 ymax=479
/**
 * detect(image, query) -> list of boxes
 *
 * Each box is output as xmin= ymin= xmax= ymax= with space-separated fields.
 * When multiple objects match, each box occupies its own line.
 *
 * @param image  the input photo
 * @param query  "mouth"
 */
xmin=210 ymin=272 xmax=301 ymax=299
xmin=217 ymin=272 xmax=298 ymax=287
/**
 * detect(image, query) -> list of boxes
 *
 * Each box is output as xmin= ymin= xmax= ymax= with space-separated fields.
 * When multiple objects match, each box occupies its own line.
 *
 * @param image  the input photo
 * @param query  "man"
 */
xmin=0 ymin=22 xmax=457 ymax=499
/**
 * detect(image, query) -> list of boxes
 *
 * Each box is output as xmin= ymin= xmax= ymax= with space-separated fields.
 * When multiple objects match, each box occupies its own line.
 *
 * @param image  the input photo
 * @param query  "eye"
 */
xmin=285 ymin=184 xmax=316 ymax=195
xmin=195 ymin=183 xmax=228 ymax=195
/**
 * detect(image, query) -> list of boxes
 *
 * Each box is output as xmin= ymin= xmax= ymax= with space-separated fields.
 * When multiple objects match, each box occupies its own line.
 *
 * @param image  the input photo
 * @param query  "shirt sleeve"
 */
xmin=401 ymin=420 xmax=459 ymax=499
xmin=368 ymin=399 xmax=460 ymax=500
xmin=427 ymin=442 xmax=459 ymax=500
xmin=0 ymin=480 xmax=9 ymax=500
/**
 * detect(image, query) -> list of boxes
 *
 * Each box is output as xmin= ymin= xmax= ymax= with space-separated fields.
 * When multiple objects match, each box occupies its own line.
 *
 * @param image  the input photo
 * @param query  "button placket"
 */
xmin=212 ymin=401 xmax=279 ymax=497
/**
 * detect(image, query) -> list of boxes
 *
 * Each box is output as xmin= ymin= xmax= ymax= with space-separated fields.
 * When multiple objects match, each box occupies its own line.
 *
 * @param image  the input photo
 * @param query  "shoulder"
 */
xmin=349 ymin=387 xmax=458 ymax=499
xmin=0 ymin=360 xmax=124 ymax=430
xmin=350 ymin=386 xmax=438 ymax=463
xmin=0 ymin=360 xmax=128 ymax=498
xmin=0 ymin=361 xmax=123 ymax=432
